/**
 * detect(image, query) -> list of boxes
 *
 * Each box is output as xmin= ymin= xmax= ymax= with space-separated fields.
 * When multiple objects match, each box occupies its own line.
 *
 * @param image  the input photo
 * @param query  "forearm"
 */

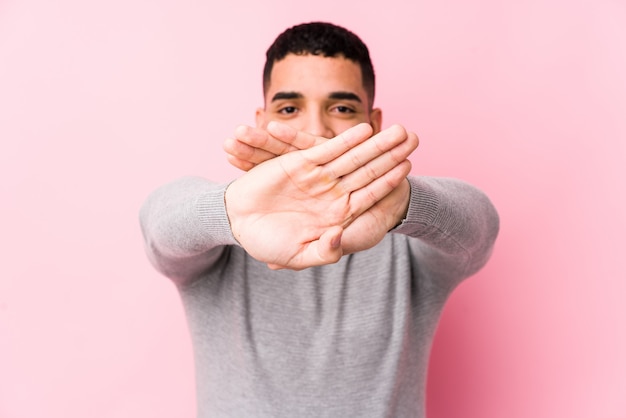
xmin=139 ymin=176 xmax=239 ymax=285
xmin=394 ymin=176 xmax=500 ymax=282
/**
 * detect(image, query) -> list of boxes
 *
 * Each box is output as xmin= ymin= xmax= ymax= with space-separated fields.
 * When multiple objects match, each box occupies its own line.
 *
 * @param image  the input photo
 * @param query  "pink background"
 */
xmin=1 ymin=0 xmax=625 ymax=417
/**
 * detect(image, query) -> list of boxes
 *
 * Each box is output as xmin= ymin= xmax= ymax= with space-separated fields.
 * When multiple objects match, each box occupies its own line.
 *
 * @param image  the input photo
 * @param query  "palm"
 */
xmin=341 ymin=179 xmax=410 ymax=255
xmin=227 ymin=154 xmax=351 ymax=268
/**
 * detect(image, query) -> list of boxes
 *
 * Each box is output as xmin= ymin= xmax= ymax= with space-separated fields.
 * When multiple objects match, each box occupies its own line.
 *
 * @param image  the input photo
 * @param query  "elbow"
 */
xmin=464 ymin=195 xmax=500 ymax=277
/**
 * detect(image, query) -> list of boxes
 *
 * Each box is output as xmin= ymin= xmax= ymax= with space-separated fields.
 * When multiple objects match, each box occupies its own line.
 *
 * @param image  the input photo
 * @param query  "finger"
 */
xmin=326 ymin=124 xmax=411 ymax=179
xmin=234 ymin=125 xmax=298 ymax=156
xmin=339 ymin=130 xmax=418 ymax=191
xmin=266 ymin=121 xmax=325 ymax=151
xmin=348 ymin=160 xmax=413 ymax=218
xmin=297 ymin=123 xmax=373 ymax=166
xmin=223 ymin=136 xmax=277 ymax=168
xmin=268 ymin=226 xmax=344 ymax=270
xmin=267 ymin=263 xmax=287 ymax=270
xmin=302 ymin=226 xmax=344 ymax=267
xmin=225 ymin=154 xmax=256 ymax=172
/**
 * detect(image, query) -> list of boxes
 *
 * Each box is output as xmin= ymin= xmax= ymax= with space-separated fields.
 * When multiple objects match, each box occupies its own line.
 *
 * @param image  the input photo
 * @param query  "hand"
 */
xmin=223 ymin=124 xmax=330 ymax=171
xmin=225 ymin=122 xmax=418 ymax=270
xmin=340 ymin=176 xmax=411 ymax=255
xmin=224 ymin=122 xmax=419 ymax=259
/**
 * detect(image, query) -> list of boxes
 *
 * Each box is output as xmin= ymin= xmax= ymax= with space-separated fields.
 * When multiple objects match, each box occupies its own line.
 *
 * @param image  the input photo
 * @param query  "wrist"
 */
xmin=223 ymin=181 xmax=241 ymax=243
xmin=391 ymin=178 xmax=411 ymax=229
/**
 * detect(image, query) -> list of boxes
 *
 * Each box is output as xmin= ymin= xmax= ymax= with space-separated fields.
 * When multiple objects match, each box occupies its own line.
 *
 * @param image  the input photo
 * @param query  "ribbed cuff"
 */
xmin=196 ymin=183 xmax=241 ymax=247
xmin=393 ymin=176 xmax=440 ymax=234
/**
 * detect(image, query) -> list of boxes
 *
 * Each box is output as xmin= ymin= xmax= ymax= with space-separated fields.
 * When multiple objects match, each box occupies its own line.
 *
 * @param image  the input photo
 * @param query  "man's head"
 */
xmin=263 ymin=22 xmax=376 ymax=106
xmin=257 ymin=22 xmax=382 ymax=138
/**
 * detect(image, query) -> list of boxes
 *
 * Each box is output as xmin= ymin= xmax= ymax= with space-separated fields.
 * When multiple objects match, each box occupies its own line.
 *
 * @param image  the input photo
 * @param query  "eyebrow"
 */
xmin=328 ymin=91 xmax=362 ymax=103
xmin=270 ymin=91 xmax=363 ymax=103
xmin=271 ymin=91 xmax=304 ymax=102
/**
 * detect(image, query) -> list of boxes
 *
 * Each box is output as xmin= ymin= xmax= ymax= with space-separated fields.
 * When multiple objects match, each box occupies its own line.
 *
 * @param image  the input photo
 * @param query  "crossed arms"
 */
xmin=140 ymin=122 xmax=499 ymax=283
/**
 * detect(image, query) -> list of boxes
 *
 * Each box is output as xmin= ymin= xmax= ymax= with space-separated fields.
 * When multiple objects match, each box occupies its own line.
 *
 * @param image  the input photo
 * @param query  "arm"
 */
xmin=139 ymin=177 xmax=238 ymax=286
xmin=395 ymin=176 xmax=500 ymax=284
xmin=140 ymin=122 xmax=418 ymax=279
xmin=224 ymin=123 xmax=499 ymax=280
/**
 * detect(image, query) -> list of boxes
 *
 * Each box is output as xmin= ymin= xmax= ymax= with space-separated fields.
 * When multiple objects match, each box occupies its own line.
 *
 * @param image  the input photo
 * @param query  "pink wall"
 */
xmin=1 ymin=0 xmax=625 ymax=417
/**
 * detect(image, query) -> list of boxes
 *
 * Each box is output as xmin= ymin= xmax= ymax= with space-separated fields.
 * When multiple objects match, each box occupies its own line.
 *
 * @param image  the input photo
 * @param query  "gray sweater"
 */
xmin=140 ymin=175 xmax=499 ymax=418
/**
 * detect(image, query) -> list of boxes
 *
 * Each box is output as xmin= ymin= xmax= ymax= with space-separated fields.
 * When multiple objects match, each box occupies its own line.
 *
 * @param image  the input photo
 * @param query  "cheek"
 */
xmin=334 ymin=118 xmax=368 ymax=133
xmin=257 ymin=113 xmax=282 ymax=129
xmin=255 ymin=110 xmax=268 ymax=129
xmin=273 ymin=117 xmax=306 ymax=132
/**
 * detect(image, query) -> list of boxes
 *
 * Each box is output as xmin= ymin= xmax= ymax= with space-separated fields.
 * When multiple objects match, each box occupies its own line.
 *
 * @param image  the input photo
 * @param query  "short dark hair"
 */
xmin=263 ymin=22 xmax=376 ymax=107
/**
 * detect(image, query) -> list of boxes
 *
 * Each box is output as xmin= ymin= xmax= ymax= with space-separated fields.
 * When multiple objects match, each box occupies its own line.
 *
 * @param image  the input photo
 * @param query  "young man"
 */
xmin=140 ymin=22 xmax=499 ymax=418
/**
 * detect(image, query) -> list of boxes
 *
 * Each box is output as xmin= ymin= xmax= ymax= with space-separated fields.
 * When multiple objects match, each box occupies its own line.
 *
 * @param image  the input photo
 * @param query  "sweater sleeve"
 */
xmin=392 ymin=176 xmax=500 ymax=285
xmin=139 ymin=176 xmax=240 ymax=286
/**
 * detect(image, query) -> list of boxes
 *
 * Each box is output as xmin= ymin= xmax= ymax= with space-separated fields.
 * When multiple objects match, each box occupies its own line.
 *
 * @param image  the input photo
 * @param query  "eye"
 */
xmin=332 ymin=105 xmax=355 ymax=114
xmin=279 ymin=106 xmax=298 ymax=115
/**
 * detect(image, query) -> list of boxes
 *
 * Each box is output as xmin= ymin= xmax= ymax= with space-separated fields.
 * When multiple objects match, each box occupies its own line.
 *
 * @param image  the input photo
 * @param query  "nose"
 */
xmin=303 ymin=111 xmax=335 ymax=139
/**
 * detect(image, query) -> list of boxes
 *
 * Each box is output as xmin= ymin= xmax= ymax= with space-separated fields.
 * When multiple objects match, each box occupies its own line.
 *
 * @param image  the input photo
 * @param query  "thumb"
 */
xmin=267 ymin=226 xmax=344 ymax=271
xmin=314 ymin=226 xmax=344 ymax=265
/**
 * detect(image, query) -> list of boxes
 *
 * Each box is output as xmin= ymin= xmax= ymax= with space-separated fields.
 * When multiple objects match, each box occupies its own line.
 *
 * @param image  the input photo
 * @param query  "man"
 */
xmin=140 ymin=22 xmax=499 ymax=417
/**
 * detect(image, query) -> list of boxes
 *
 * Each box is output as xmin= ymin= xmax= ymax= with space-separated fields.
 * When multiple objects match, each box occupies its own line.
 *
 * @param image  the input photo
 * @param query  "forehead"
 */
xmin=266 ymin=54 xmax=366 ymax=101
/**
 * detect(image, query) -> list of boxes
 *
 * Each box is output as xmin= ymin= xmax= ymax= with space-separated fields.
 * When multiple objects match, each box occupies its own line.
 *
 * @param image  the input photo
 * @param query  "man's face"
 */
xmin=256 ymin=53 xmax=382 ymax=139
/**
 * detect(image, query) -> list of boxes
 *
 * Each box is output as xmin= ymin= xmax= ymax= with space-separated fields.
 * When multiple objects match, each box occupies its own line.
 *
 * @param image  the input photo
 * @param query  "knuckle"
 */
xmin=350 ymin=153 xmax=363 ymax=167
xmin=364 ymin=164 xmax=379 ymax=180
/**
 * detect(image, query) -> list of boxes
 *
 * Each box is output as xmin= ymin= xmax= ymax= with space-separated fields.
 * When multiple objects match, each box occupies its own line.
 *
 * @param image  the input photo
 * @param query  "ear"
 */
xmin=255 ymin=107 xmax=267 ymax=128
xmin=369 ymin=108 xmax=383 ymax=134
